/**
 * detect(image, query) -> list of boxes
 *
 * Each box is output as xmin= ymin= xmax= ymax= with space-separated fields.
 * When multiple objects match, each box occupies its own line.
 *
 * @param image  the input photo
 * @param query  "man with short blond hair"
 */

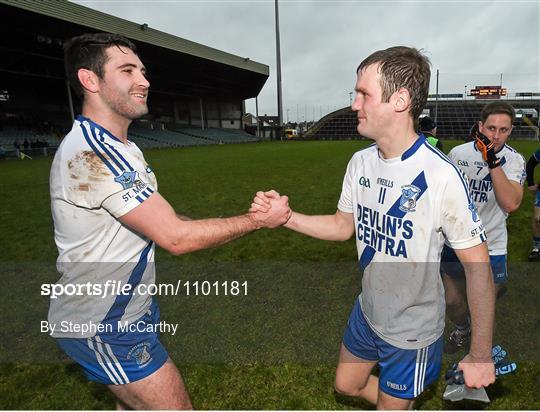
xmin=253 ymin=46 xmax=496 ymax=409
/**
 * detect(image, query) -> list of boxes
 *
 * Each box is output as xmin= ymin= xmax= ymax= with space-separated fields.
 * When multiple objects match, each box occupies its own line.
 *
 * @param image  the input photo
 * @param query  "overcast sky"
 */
xmin=74 ymin=0 xmax=539 ymax=122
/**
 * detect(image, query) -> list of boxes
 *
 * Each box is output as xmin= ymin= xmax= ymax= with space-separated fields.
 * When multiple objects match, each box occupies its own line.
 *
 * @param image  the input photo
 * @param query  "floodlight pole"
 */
xmin=255 ymin=97 xmax=260 ymax=138
xmin=434 ymin=69 xmax=439 ymax=122
xmin=274 ymin=0 xmax=283 ymax=129
xmin=199 ymin=97 xmax=205 ymax=130
xmin=66 ymin=79 xmax=75 ymax=123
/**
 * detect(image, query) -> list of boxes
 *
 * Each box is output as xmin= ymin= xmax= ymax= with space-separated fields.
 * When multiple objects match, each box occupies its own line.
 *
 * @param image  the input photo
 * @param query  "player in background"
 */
xmin=419 ymin=116 xmax=443 ymax=151
xmin=526 ymin=149 xmax=540 ymax=261
xmin=50 ymin=33 xmax=291 ymax=410
xmin=251 ymin=46 xmax=495 ymax=410
xmin=442 ymin=102 xmax=525 ymax=353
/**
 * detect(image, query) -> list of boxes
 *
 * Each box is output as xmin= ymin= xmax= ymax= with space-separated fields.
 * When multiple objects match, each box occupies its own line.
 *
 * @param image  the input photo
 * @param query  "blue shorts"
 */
xmin=535 ymin=190 xmax=540 ymax=207
xmin=441 ymin=245 xmax=508 ymax=284
xmin=56 ymin=302 xmax=169 ymax=385
xmin=343 ymin=298 xmax=443 ymax=399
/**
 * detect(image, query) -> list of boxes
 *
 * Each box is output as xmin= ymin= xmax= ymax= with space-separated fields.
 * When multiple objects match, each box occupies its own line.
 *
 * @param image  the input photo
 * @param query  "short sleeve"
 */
xmin=64 ymin=148 xmax=156 ymax=218
xmin=337 ymin=158 xmax=354 ymax=213
xmin=101 ymin=169 xmax=156 ymax=218
xmin=447 ymin=147 xmax=457 ymax=163
xmin=440 ymin=170 xmax=486 ymax=249
xmin=503 ymin=152 xmax=526 ymax=185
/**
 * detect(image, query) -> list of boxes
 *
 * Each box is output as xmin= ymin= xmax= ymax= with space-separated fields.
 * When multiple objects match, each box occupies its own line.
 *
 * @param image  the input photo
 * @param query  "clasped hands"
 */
xmin=249 ymin=190 xmax=292 ymax=229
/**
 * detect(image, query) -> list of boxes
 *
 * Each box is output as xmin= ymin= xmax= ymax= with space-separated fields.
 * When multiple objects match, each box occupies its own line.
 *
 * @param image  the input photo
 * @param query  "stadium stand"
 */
xmin=169 ymin=126 xmax=259 ymax=144
xmin=0 ymin=0 xmax=270 ymax=159
xmin=0 ymin=128 xmax=61 ymax=156
xmin=425 ymin=100 xmax=538 ymax=139
xmin=302 ymin=108 xmax=357 ymax=140
xmin=303 ymin=99 xmax=540 ymax=140
xmin=0 ymin=122 xmax=259 ymax=157
xmin=0 ymin=129 xmax=56 ymax=146
xmin=127 ymin=123 xmax=259 ymax=148
xmin=128 ymin=124 xmax=216 ymax=148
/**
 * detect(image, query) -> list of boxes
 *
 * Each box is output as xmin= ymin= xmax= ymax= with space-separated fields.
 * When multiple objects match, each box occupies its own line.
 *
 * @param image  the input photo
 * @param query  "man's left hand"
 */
xmin=473 ymin=124 xmax=500 ymax=169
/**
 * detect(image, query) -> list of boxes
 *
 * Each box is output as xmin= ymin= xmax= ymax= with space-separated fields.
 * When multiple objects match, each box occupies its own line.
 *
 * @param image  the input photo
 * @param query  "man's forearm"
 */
xmin=170 ymin=214 xmax=259 ymax=255
xmin=121 ymin=191 xmax=291 ymax=256
xmin=490 ymin=167 xmax=522 ymax=213
xmin=465 ymin=262 xmax=495 ymax=360
xmin=284 ymin=211 xmax=353 ymax=241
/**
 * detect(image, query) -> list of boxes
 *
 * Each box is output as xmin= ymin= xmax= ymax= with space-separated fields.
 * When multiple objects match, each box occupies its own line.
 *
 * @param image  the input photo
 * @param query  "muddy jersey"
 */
xmin=338 ymin=135 xmax=485 ymax=350
xmin=448 ymin=141 xmax=525 ymax=255
xmin=49 ymin=115 xmax=157 ymax=338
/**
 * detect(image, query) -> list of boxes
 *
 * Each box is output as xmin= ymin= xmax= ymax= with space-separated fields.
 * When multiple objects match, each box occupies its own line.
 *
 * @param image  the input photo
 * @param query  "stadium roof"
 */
xmin=0 ymin=0 xmax=269 ymax=99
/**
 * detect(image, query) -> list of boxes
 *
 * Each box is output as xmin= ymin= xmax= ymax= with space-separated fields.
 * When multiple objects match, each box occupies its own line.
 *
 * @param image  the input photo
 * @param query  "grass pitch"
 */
xmin=0 ymin=139 xmax=538 ymax=409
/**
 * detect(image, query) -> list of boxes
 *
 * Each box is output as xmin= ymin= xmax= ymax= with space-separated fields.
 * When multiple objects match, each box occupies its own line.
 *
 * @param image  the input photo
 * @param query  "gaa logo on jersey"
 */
xmin=127 ymin=342 xmax=152 ymax=368
xmin=114 ymin=171 xmax=138 ymax=190
xmin=468 ymin=200 xmax=480 ymax=222
xmin=359 ymin=176 xmax=371 ymax=188
xmin=398 ymin=184 xmax=421 ymax=213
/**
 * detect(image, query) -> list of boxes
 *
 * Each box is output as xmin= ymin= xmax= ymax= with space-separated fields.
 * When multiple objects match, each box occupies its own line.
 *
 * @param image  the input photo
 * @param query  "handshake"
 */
xmin=248 ymin=190 xmax=292 ymax=229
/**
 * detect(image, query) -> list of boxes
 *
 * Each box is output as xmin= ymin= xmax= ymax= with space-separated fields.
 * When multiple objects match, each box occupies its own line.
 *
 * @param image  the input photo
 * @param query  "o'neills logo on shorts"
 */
xmin=387 ymin=381 xmax=407 ymax=391
xmin=127 ymin=342 xmax=152 ymax=368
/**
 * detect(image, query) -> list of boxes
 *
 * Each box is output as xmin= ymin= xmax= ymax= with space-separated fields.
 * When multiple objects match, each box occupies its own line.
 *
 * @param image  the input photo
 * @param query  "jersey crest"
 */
xmin=399 ymin=185 xmax=421 ymax=213
xmin=114 ymin=171 xmax=138 ymax=190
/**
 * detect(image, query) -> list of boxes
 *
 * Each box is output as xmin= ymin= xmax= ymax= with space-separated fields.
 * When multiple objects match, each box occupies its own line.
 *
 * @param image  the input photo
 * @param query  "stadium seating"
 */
xmin=0 ymin=128 xmax=61 ymax=149
xmin=168 ymin=125 xmax=259 ymax=144
xmin=303 ymin=100 xmax=540 ymax=141
xmin=426 ymin=101 xmax=538 ymax=139
xmin=302 ymin=108 xmax=357 ymax=140
xmin=128 ymin=124 xmax=217 ymax=148
xmin=0 ymin=124 xmax=260 ymax=156
xmin=128 ymin=124 xmax=258 ymax=147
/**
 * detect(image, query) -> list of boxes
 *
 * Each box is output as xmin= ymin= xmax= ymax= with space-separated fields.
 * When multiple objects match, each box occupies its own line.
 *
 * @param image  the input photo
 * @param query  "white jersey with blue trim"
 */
xmin=338 ymin=135 xmax=486 ymax=350
xmin=448 ymin=142 xmax=526 ymax=255
xmin=49 ymin=116 xmax=158 ymax=338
